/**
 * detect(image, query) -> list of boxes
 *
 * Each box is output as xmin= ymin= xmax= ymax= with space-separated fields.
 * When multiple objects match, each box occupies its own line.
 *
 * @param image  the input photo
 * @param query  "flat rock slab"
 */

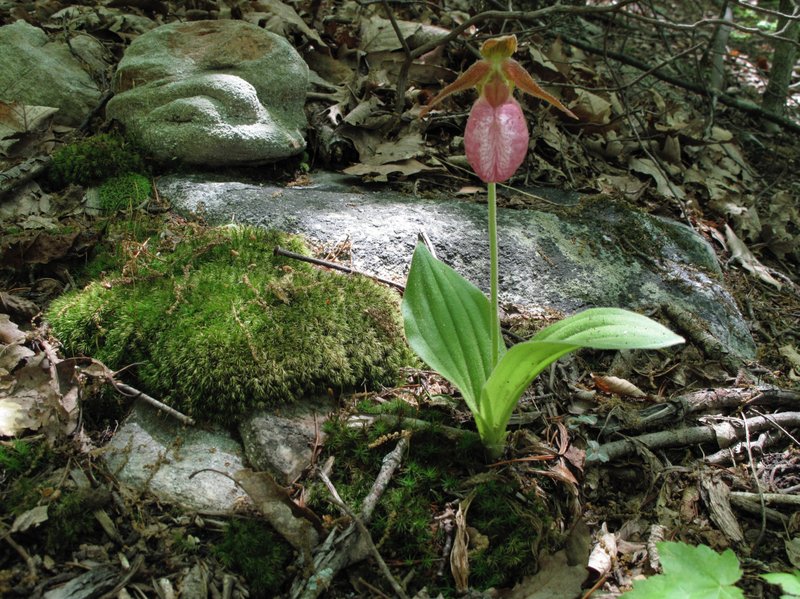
xmin=104 ymin=401 xmax=248 ymax=512
xmin=161 ymin=173 xmax=755 ymax=360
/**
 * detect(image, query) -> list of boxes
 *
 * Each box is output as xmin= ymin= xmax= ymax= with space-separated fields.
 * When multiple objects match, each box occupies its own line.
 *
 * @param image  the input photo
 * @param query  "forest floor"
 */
xmin=1 ymin=1 xmax=800 ymax=598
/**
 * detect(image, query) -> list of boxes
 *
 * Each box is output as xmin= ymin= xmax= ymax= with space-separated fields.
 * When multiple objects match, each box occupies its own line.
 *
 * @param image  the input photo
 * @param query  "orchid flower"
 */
xmin=403 ymin=35 xmax=683 ymax=459
xmin=420 ymin=34 xmax=577 ymax=183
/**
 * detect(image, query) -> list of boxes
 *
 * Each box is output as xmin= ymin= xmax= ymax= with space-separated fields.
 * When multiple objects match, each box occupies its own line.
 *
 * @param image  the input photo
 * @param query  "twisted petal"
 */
xmin=465 ymin=96 xmax=529 ymax=183
xmin=419 ymin=61 xmax=491 ymax=118
xmin=501 ymin=59 xmax=578 ymax=119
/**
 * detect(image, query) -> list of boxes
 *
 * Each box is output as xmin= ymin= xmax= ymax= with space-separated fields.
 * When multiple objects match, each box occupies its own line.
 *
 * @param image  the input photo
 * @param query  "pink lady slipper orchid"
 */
xmin=421 ymin=35 xmax=577 ymax=183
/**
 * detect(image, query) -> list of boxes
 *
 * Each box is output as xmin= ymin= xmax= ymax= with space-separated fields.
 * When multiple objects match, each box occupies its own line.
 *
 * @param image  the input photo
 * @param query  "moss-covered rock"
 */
xmin=97 ymin=172 xmax=152 ymax=211
xmin=46 ymin=225 xmax=413 ymax=425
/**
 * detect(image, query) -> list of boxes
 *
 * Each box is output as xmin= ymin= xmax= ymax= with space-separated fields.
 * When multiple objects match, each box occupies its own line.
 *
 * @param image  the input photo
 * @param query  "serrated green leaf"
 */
xmin=622 ymin=542 xmax=744 ymax=599
xmin=762 ymin=571 xmax=800 ymax=597
xmin=401 ymin=242 xmax=504 ymax=414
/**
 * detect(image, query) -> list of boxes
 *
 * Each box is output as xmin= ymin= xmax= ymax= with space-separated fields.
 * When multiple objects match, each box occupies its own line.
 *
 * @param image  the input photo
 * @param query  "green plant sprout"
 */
xmin=403 ymin=34 xmax=684 ymax=458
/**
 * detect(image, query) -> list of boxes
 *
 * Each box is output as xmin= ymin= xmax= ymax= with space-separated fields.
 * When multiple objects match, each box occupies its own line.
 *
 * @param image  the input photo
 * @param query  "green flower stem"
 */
xmin=488 ymin=181 xmax=500 ymax=367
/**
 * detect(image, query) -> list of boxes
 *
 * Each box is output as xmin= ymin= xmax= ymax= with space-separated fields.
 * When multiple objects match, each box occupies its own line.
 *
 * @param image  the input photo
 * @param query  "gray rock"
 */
xmin=0 ymin=21 xmax=107 ymax=126
xmin=106 ymin=20 xmax=308 ymax=166
xmin=160 ymin=173 xmax=756 ymax=360
xmin=239 ymin=397 xmax=338 ymax=486
xmin=104 ymin=401 xmax=248 ymax=512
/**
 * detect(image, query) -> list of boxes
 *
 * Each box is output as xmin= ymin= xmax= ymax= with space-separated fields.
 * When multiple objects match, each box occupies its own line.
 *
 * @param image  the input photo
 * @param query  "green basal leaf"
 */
xmin=401 ymin=242 xmax=504 ymax=413
xmin=479 ymin=308 xmax=684 ymax=453
xmin=532 ymin=307 xmax=684 ymax=349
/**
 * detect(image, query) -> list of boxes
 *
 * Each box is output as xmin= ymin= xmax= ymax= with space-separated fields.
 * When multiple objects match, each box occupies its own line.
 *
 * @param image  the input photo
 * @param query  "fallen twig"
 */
xmin=598 ymin=387 xmax=800 ymax=435
xmin=290 ymin=435 xmax=410 ymax=599
xmin=318 ymin=470 xmax=409 ymax=599
xmin=590 ymin=411 xmax=800 ymax=463
xmin=112 ymin=381 xmax=195 ymax=426
xmin=273 ymin=246 xmax=405 ymax=291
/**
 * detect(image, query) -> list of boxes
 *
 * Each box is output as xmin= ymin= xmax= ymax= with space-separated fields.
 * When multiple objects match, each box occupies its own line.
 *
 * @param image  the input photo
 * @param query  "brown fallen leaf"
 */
xmin=592 ymin=373 xmax=647 ymax=398
xmin=0 ymin=291 xmax=39 ymax=321
xmin=450 ymin=492 xmax=475 ymax=594
xmin=724 ymin=223 xmax=782 ymax=289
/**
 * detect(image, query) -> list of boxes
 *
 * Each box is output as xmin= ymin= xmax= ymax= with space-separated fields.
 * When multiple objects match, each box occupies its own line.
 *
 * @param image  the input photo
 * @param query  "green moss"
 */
xmin=312 ymin=413 xmax=554 ymax=595
xmin=47 ymin=225 xmax=414 ymax=425
xmin=97 ymin=172 xmax=152 ymax=212
xmin=45 ymin=488 xmax=109 ymax=556
xmin=0 ymin=439 xmax=53 ymax=516
xmin=213 ymin=519 xmax=293 ymax=598
xmin=0 ymin=439 xmax=42 ymax=475
xmin=49 ymin=133 xmax=145 ymax=187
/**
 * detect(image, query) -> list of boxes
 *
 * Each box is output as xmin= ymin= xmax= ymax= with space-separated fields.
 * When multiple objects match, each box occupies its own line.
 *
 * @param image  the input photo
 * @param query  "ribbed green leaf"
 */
xmin=478 ymin=341 xmax=578 ymax=448
xmin=479 ymin=308 xmax=684 ymax=452
xmin=401 ymin=243 xmax=504 ymax=412
xmin=533 ymin=307 xmax=684 ymax=349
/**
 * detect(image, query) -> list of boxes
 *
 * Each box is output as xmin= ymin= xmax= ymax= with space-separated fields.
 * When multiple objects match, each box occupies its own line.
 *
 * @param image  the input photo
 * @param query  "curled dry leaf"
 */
xmin=724 ymin=224 xmax=782 ymax=289
xmin=450 ymin=493 xmax=475 ymax=593
xmin=587 ymin=522 xmax=617 ymax=579
xmin=591 ymin=373 xmax=646 ymax=398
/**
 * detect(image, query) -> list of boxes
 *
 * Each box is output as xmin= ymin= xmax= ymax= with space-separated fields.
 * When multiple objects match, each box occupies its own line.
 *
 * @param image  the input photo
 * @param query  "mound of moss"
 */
xmin=49 ymin=133 xmax=145 ymax=187
xmin=47 ymin=226 xmax=413 ymax=425
xmin=97 ymin=172 xmax=152 ymax=211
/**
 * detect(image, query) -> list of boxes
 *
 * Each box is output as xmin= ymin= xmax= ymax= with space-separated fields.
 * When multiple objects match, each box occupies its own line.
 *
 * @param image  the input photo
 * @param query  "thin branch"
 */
xmin=318 ymin=470 xmax=409 ymax=599
xmin=274 ymin=246 xmax=405 ymax=291
xmin=407 ymin=0 xmax=642 ymax=61
xmin=290 ymin=435 xmax=410 ymax=599
xmin=114 ymin=381 xmax=196 ymax=426
xmin=730 ymin=0 xmax=800 ymax=20
xmin=381 ymin=0 xmax=413 ymax=115
xmin=561 ymin=34 xmax=800 ymax=134
xmin=591 ymin=411 xmax=800 ymax=463
xmin=620 ymin=7 xmax=800 ymax=44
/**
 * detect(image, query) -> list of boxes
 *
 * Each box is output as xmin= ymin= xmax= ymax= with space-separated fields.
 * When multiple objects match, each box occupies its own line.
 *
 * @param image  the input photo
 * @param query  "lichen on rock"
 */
xmin=47 ymin=225 xmax=413 ymax=425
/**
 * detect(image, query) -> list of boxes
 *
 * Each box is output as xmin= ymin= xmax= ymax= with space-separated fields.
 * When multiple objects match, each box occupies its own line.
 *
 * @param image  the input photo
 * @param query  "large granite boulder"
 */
xmin=106 ymin=20 xmax=308 ymax=166
xmin=160 ymin=173 xmax=756 ymax=361
xmin=0 ymin=21 xmax=108 ymax=126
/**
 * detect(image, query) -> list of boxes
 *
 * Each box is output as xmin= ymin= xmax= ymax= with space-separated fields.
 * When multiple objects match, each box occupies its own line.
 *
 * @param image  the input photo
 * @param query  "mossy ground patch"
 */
xmin=46 ymin=224 xmax=413 ymax=425
xmin=310 ymin=403 xmax=560 ymax=596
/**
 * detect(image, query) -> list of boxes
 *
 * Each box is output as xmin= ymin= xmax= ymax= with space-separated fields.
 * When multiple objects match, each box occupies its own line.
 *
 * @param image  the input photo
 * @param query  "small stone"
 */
xmin=103 ymin=401 xmax=249 ymax=513
xmin=239 ymin=397 xmax=337 ymax=486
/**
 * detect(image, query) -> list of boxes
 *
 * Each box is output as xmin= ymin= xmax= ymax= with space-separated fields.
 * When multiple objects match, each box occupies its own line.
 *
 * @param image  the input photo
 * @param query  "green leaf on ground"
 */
xmin=622 ymin=541 xmax=744 ymax=599
xmin=763 ymin=571 xmax=800 ymax=598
